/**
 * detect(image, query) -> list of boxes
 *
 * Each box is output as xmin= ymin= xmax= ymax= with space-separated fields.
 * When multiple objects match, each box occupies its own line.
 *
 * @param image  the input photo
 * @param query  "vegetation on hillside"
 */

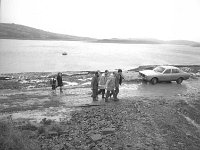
xmin=0 ymin=23 xmax=95 ymax=41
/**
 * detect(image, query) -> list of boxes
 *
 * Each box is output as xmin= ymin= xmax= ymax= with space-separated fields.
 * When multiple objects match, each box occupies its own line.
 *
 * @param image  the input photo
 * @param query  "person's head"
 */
xmin=96 ymin=70 xmax=101 ymax=75
xmin=118 ymin=69 xmax=122 ymax=75
xmin=105 ymin=70 xmax=109 ymax=76
xmin=58 ymin=72 xmax=62 ymax=76
xmin=95 ymin=71 xmax=99 ymax=77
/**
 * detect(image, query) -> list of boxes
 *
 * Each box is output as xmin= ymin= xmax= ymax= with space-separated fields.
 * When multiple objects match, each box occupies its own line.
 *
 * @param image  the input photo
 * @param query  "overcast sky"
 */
xmin=1 ymin=0 xmax=200 ymax=41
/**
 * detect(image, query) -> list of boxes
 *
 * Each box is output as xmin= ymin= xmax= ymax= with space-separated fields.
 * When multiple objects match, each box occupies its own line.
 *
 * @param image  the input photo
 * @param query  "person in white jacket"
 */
xmin=98 ymin=70 xmax=109 ymax=98
xmin=105 ymin=73 xmax=116 ymax=102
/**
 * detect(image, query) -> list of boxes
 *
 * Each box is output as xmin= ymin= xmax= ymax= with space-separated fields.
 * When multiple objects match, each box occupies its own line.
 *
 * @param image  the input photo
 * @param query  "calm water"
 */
xmin=0 ymin=39 xmax=200 ymax=73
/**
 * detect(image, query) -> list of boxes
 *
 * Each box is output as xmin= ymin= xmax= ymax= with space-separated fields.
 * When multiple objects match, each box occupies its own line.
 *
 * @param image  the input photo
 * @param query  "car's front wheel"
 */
xmin=151 ymin=77 xmax=158 ymax=85
xmin=176 ymin=77 xmax=183 ymax=84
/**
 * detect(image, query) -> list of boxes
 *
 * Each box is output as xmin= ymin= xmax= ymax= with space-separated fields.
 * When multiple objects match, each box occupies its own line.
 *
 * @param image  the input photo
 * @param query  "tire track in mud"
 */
xmin=139 ymin=96 xmax=200 ymax=150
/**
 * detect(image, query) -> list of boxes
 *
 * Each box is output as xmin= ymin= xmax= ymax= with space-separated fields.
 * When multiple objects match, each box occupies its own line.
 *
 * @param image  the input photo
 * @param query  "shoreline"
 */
xmin=0 ymin=64 xmax=200 ymax=90
xmin=1 ymin=64 xmax=200 ymax=74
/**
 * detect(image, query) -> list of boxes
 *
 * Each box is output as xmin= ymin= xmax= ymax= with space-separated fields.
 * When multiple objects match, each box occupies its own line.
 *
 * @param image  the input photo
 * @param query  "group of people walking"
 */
xmin=50 ymin=70 xmax=124 ymax=102
xmin=91 ymin=69 xmax=123 ymax=102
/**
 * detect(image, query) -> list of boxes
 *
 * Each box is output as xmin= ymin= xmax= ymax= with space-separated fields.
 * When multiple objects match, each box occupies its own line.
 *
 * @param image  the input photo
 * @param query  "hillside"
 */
xmin=167 ymin=40 xmax=200 ymax=47
xmin=0 ymin=23 xmax=200 ymax=46
xmin=0 ymin=23 xmax=95 ymax=41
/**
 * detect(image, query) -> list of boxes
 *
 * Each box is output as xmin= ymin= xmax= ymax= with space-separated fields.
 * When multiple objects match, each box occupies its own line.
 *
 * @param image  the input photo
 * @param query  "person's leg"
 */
xmin=110 ymin=91 xmax=113 ymax=99
xmin=112 ymin=89 xmax=116 ymax=99
xmin=60 ymin=86 xmax=63 ymax=93
xmin=92 ymin=89 xmax=96 ymax=101
xmin=95 ymin=88 xmax=98 ymax=100
xmin=102 ymin=89 xmax=105 ymax=98
xmin=105 ymin=90 xmax=110 ymax=102
xmin=52 ymin=85 xmax=56 ymax=94
xmin=98 ymin=89 xmax=102 ymax=95
xmin=114 ymin=87 xmax=119 ymax=100
xmin=115 ymin=87 xmax=119 ymax=96
xmin=92 ymin=89 xmax=98 ymax=101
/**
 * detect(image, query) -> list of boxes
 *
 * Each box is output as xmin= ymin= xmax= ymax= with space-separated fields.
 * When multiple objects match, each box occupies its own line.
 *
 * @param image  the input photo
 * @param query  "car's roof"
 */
xmin=158 ymin=66 xmax=180 ymax=69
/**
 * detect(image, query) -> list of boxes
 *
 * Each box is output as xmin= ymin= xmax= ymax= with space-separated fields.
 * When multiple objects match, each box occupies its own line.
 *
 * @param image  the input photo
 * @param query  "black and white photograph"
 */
xmin=0 ymin=0 xmax=200 ymax=149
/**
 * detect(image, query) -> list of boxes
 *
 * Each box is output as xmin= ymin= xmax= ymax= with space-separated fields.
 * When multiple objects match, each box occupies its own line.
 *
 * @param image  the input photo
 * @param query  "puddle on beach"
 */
xmin=0 ymin=87 xmax=94 ymax=123
xmin=121 ymin=78 xmax=200 ymax=98
xmin=120 ymin=82 xmax=186 ymax=98
xmin=20 ymin=98 xmax=50 ymax=106
xmin=0 ymin=107 xmax=81 ymax=123
xmin=0 ymin=95 xmax=9 ymax=99
xmin=63 ymin=81 xmax=78 ymax=86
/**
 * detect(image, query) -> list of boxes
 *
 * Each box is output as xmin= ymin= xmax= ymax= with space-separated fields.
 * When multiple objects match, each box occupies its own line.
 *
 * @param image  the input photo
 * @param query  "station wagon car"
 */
xmin=139 ymin=66 xmax=190 ymax=84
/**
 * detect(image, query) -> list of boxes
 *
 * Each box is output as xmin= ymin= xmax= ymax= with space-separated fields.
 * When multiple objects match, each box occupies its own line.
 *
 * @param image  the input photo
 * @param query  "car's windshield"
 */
xmin=153 ymin=67 xmax=165 ymax=73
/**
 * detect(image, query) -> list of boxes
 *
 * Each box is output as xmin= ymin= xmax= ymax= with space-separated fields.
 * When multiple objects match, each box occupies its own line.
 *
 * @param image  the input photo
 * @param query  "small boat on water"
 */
xmin=62 ymin=52 xmax=67 ymax=55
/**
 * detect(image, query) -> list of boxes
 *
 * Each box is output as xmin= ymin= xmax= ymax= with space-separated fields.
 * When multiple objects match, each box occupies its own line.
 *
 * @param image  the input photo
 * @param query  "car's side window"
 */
xmin=163 ymin=69 xmax=171 ymax=74
xmin=172 ymin=69 xmax=180 ymax=73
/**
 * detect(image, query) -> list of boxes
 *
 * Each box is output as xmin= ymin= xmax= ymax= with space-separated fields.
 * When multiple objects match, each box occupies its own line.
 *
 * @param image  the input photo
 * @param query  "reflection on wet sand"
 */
xmin=121 ymin=78 xmax=200 ymax=98
xmin=120 ymin=81 xmax=187 ymax=98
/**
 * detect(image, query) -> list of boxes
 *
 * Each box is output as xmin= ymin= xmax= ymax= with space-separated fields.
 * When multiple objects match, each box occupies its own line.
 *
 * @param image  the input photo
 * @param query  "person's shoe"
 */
xmin=105 ymin=98 xmax=108 ymax=102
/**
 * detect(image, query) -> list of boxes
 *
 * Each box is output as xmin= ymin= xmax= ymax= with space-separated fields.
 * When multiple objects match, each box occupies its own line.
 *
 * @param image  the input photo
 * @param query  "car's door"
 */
xmin=161 ymin=69 xmax=172 ymax=81
xmin=171 ymin=69 xmax=181 ymax=80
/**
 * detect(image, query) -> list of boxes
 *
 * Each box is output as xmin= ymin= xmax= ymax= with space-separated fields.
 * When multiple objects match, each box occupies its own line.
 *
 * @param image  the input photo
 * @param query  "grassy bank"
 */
xmin=0 ymin=121 xmax=40 ymax=150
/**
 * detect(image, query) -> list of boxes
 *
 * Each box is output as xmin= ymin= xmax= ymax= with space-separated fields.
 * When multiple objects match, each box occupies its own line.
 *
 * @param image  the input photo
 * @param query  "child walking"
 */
xmin=50 ymin=77 xmax=57 ymax=93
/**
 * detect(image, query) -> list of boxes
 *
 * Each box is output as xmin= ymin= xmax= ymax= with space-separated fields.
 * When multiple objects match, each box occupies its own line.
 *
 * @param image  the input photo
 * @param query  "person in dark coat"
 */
xmin=91 ymin=71 xmax=99 ymax=101
xmin=57 ymin=72 xmax=63 ymax=93
xmin=113 ymin=69 xmax=123 ymax=101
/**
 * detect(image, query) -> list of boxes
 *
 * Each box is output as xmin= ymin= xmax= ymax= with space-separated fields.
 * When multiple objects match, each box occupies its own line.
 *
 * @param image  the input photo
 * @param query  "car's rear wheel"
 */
xmin=176 ymin=77 xmax=183 ymax=84
xmin=151 ymin=78 xmax=158 ymax=85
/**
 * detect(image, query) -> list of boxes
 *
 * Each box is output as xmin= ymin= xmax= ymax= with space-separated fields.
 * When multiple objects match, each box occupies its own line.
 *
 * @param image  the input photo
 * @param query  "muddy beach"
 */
xmin=1 ymin=65 xmax=200 ymax=150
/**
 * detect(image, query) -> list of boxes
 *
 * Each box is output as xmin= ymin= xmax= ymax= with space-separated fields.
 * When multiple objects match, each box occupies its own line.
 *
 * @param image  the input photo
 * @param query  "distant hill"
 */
xmin=95 ymin=38 xmax=164 ymax=44
xmin=166 ymin=40 xmax=200 ymax=47
xmin=0 ymin=23 xmax=96 ymax=41
xmin=0 ymin=23 xmax=200 ymax=46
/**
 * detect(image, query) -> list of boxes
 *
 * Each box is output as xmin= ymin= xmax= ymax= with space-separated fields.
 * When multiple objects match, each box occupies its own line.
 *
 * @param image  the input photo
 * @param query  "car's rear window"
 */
xmin=153 ymin=67 xmax=165 ymax=73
